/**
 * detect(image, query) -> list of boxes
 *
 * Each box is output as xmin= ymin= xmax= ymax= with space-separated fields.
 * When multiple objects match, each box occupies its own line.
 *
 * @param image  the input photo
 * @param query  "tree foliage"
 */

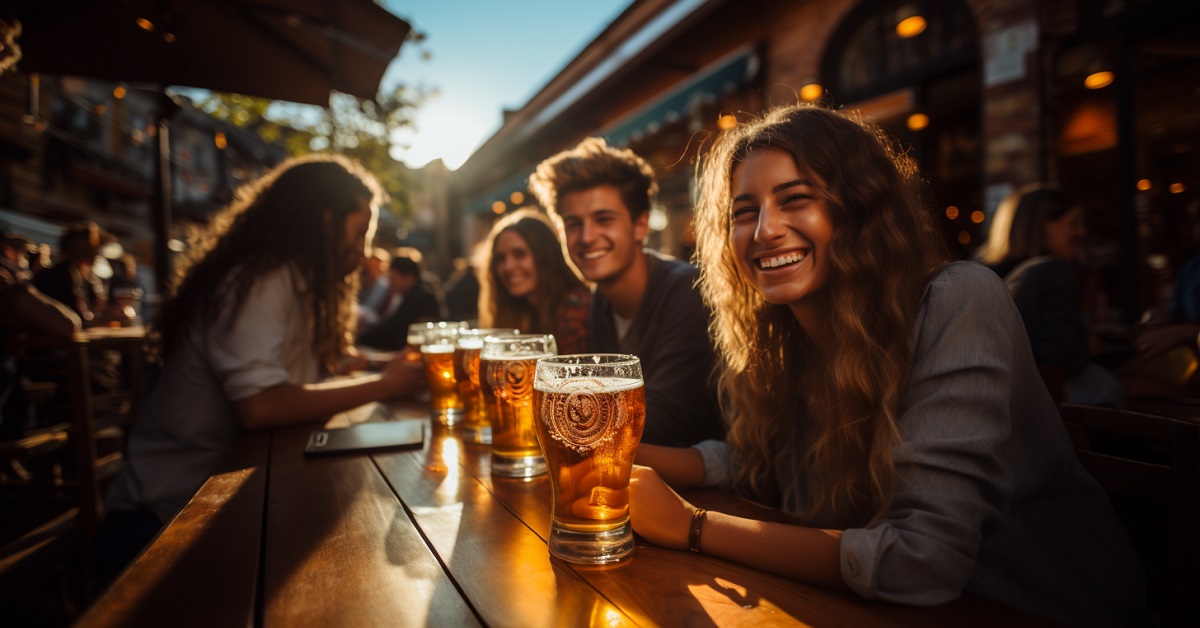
xmin=194 ymin=31 xmax=433 ymax=218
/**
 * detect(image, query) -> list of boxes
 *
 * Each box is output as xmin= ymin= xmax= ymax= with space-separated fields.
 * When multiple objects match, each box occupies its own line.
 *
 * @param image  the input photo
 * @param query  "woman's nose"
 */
xmin=755 ymin=204 xmax=786 ymax=242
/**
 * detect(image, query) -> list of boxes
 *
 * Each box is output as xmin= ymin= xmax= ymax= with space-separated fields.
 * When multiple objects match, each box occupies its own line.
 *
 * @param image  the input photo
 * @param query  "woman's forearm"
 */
xmin=635 ymin=443 xmax=706 ymax=488
xmin=701 ymin=511 xmax=847 ymax=589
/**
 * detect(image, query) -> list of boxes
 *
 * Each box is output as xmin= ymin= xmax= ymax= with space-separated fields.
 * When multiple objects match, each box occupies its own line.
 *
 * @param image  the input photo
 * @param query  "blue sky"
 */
xmin=381 ymin=1 xmax=631 ymax=170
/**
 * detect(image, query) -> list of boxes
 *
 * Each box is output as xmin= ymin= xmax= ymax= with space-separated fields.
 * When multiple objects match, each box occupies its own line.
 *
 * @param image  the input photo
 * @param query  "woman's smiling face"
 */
xmin=729 ymin=148 xmax=834 ymax=316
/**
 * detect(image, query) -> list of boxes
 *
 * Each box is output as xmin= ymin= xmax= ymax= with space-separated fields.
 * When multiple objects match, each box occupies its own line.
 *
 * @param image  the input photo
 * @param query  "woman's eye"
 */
xmin=782 ymin=193 xmax=812 ymax=205
xmin=731 ymin=206 xmax=757 ymax=221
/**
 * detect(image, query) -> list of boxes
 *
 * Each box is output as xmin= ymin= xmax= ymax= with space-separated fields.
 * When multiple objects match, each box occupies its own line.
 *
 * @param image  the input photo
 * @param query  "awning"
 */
xmin=464 ymin=48 xmax=759 ymax=216
xmin=601 ymin=47 xmax=758 ymax=147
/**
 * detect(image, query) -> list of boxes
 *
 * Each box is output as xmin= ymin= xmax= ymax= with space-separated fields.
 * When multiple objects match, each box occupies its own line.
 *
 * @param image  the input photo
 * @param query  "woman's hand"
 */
xmin=379 ymin=347 xmax=427 ymax=398
xmin=629 ymin=465 xmax=696 ymax=551
xmin=1135 ymin=323 xmax=1200 ymax=358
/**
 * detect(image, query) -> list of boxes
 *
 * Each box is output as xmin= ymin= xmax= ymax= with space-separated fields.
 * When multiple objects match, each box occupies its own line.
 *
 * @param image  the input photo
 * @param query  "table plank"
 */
xmin=373 ymin=422 xmax=634 ymax=627
xmin=79 ymin=430 xmax=271 ymax=628
xmin=262 ymin=423 xmax=479 ymax=627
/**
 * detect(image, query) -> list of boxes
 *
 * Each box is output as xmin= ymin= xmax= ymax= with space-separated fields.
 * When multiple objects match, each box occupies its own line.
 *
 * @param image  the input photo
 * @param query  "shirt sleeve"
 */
xmin=205 ymin=268 xmax=297 ymax=402
xmin=692 ymin=439 xmax=732 ymax=488
xmin=839 ymin=263 xmax=1018 ymax=605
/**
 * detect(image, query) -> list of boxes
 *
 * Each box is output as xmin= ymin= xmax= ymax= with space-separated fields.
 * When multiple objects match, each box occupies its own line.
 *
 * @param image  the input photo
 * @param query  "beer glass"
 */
xmin=407 ymin=321 xmax=468 ymax=349
xmin=454 ymin=328 xmax=519 ymax=444
xmin=533 ymin=354 xmax=645 ymax=565
xmin=479 ymin=334 xmax=556 ymax=477
xmin=420 ymin=326 xmax=466 ymax=424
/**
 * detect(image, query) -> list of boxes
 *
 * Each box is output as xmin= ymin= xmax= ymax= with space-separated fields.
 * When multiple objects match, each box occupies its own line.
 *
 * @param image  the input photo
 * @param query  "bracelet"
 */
xmin=688 ymin=508 xmax=707 ymax=554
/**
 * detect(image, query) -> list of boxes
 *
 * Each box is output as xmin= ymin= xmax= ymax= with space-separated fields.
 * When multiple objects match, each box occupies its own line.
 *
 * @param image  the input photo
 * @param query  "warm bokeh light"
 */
xmin=799 ymin=83 xmax=823 ymax=102
xmin=1136 ymin=179 xmax=1152 ymax=191
xmin=491 ymin=200 xmax=506 ymax=214
xmin=1085 ymin=71 xmax=1114 ymax=89
xmin=509 ymin=191 xmax=525 ymax=205
xmin=907 ymin=113 xmax=929 ymax=131
xmin=214 ymin=131 xmax=227 ymax=150
xmin=896 ymin=15 xmax=927 ymax=38
xmin=136 ymin=17 xmax=154 ymax=31
xmin=1170 ymin=182 xmax=1186 ymax=194
xmin=717 ymin=114 xmax=737 ymax=131
xmin=163 ymin=32 xmax=177 ymax=44
xmin=970 ymin=210 xmax=985 ymax=224
xmin=957 ymin=231 xmax=971 ymax=245
xmin=113 ymin=86 xmax=126 ymax=99
xmin=94 ymin=104 xmax=107 ymax=116
xmin=945 ymin=206 xmax=959 ymax=220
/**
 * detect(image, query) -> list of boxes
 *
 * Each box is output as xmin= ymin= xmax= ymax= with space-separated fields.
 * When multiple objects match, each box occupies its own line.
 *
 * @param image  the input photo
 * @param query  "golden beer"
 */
xmin=480 ymin=356 xmax=544 ymax=459
xmin=534 ymin=379 xmax=645 ymax=530
xmin=533 ymin=354 xmax=644 ymax=564
xmin=480 ymin=334 xmax=556 ymax=477
xmin=455 ymin=329 xmax=520 ymax=444
xmin=421 ymin=342 xmax=462 ymax=421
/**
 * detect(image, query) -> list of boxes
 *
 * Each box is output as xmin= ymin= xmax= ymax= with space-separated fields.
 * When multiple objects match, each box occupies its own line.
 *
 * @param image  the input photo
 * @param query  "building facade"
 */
xmin=454 ymin=0 xmax=1200 ymax=327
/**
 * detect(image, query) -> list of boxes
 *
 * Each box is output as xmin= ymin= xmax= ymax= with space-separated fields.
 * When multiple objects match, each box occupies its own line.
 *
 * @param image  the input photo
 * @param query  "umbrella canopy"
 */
xmin=14 ymin=0 xmax=411 ymax=106
xmin=11 ymin=0 xmax=412 ymax=291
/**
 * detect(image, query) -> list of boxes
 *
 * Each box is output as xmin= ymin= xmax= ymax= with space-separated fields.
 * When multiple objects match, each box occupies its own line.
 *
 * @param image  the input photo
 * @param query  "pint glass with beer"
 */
xmin=479 ymin=334 xmax=556 ymax=477
xmin=420 ymin=326 xmax=466 ymax=424
xmin=454 ymin=328 xmax=519 ymax=444
xmin=533 ymin=354 xmax=645 ymax=564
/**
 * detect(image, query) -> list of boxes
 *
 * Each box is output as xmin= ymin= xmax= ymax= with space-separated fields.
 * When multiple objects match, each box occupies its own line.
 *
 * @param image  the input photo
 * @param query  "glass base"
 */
xmin=463 ymin=425 xmax=491 ymax=444
xmin=490 ymin=452 xmax=546 ymax=477
xmin=548 ymin=520 xmax=634 ymax=565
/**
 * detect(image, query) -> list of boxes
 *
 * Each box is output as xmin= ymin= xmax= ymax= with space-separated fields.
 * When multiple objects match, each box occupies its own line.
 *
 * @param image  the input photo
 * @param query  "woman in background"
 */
xmin=976 ymin=184 xmax=1124 ymax=406
xmin=629 ymin=104 xmax=1144 ymax=626
xmin=478 ymin=208 xmax=589 ymax=354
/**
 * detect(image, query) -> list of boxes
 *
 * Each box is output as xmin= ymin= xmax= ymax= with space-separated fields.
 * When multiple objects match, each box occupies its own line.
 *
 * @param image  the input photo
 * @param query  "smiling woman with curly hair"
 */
xmin=629 ymin=104 xmax=1145 ymax=626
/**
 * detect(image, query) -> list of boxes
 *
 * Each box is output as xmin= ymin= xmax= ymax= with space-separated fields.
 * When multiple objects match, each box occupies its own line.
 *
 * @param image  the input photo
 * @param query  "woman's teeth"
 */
xmin=759 ymin=251 xmax=806 ymax=269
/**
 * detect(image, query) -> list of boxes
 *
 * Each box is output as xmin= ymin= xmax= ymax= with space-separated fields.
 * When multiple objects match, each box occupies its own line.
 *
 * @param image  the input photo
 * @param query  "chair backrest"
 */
xmin=1058 ymin=402 xmax=1200 ymax=626
xmin=5 ymin=330 xmax=143 ymax=574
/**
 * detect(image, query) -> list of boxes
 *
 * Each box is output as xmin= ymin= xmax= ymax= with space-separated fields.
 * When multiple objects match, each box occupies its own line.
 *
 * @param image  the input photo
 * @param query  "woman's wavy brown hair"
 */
xmin=155 ymin=154 xmax=383 ymax=374
xmin=478 ymin=208 xmax=587 ymax=332
xmin=694 ymin=104 xmax=948 ymax=525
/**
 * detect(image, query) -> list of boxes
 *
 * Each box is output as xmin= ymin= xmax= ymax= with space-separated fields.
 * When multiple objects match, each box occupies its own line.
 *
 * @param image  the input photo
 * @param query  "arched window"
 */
xmin=823 ymin=0 xmax=978 ymax=103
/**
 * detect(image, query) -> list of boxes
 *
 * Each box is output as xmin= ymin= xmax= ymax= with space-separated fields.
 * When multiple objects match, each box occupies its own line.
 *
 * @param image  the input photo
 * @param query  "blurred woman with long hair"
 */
xmin=101 ymin=154 xmax=424 ymax=578
xmin=478 ymin=208 xmax=589 ymax=353
xmin=628 ymin=104 xmax=1143 ymax=625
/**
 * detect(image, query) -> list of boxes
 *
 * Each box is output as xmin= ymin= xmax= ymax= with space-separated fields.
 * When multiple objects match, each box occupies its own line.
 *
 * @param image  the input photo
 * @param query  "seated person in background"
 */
xmin=356 ymin=255 xmax=443 ymax=351
xmin=393 ymin=245 xmax=448 ymax=319
xmin=1 ymin=232 xmax=37 ymax=284
xmin=0 ymin=249 xmax=81 ymax=440
xmin=530 ymin=137 xmax=723 ymax=446
xmin=33 ymin=221 xmax=107 ymax=324
xmin=629 ymin=104 xmax=1145 ymax=626
xmin=478 ymin=208 xmax=590 ymax=354
xmin=356 ymin=246 xmax=391 ymax=327
xmin=443 ymin=247 xmax=483 ymax=323
xmin=100 ymin=155 xmax=426 ymax=578
xmin=975 ymin=184 xmax=1124 ymax=407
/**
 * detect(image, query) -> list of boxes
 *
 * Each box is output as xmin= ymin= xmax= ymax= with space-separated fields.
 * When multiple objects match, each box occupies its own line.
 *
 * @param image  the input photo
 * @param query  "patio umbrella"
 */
xmin=11 ymin=0 xmax=412 ymax=291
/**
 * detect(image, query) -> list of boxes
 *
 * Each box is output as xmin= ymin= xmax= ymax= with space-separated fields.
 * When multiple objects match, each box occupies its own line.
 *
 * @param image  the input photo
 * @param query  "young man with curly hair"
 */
xmin=529 ymin=137 xmax=723 ymax=447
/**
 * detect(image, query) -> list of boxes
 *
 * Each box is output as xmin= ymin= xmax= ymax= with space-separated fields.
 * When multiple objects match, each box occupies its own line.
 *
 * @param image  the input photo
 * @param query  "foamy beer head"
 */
xmin=407 ymin=320 xmax=468 ymax=348
xmin=534 ymin=354 xmax=644 ymax=563
xmin=480 ymin=334 xmax=557 ymax=476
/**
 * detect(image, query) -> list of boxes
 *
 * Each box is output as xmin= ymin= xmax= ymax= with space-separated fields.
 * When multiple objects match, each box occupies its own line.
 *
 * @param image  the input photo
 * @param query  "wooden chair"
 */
xmin=1058 ymin=402 xmax=1200 ymax=626
xmin=0 ymin=328 xmax=143 ymax=601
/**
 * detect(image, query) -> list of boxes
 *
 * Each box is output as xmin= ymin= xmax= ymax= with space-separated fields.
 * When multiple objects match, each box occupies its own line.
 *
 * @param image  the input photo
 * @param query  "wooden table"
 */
xmin=78 ymin=400 xmax=1055 ymax=627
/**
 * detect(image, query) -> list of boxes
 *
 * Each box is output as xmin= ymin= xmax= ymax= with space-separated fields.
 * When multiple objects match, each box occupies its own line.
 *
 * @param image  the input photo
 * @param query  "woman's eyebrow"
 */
xmin=773 ymin=179 xmax=810 ymax=193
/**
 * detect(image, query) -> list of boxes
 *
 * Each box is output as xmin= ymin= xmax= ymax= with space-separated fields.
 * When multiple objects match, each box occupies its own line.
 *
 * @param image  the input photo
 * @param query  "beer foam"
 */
xmin=457 ymin=338 xmax=484 ymax=350
xmin=421 ymin=343 xmax=455 ymax=354
xmin=535 ymin=376 xmax=643 ymax=393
